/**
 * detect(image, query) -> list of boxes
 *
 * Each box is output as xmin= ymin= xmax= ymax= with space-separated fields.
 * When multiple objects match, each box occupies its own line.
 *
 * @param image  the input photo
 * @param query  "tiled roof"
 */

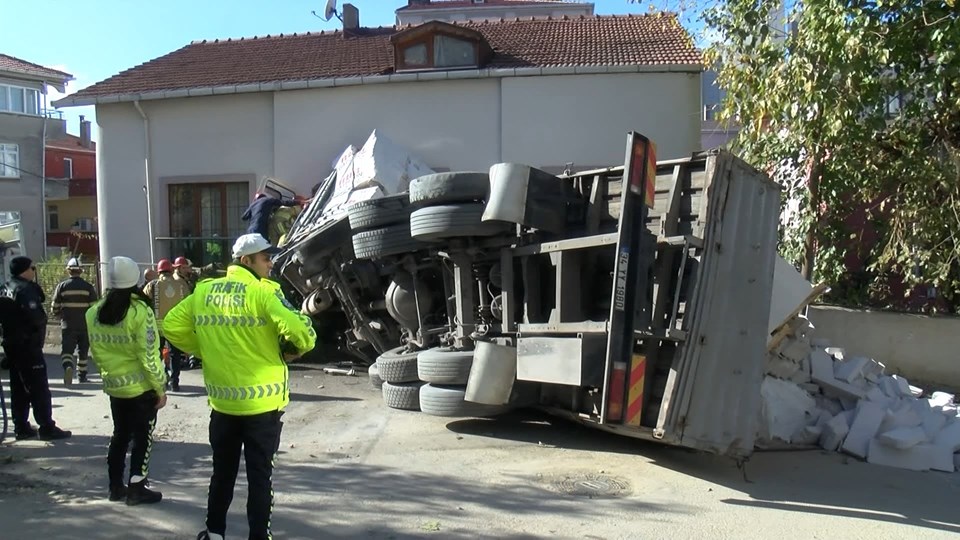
xmin=65 ymin=15 xmax=700 ymax=101
xmin=46 ymin=134 xmax=96 ymax=153
xmin=0 ymin=54 xmax=73 ymax=81
xmin=398 ymin=0 xmax=581 ymax=10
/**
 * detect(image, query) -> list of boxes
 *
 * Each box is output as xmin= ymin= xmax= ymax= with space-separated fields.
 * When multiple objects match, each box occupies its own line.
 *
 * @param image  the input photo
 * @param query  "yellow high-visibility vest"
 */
xmin=85 ymin=295 xmax=167 ymax=398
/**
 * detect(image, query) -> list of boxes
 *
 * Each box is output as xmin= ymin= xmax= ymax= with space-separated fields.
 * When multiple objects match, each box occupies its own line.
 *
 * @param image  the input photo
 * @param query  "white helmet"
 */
xmin=66 ymin=257 xmax=81 ymax=269
xmin=108 ymin=256 xmax=140 ymax=289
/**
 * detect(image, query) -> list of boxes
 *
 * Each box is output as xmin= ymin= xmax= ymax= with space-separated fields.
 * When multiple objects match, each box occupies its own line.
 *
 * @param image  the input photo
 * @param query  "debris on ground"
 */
xmin=759 ymin=314 xmax=959 ymax=472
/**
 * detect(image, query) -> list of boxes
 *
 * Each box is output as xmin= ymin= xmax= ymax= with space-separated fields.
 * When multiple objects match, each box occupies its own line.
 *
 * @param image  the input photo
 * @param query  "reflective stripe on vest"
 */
xmin=103 ymin=372 xmax=146 ymax=390
xmin=194 ymin=315 xmax=267 ymax=327
xmin=205 ymin=382 xmax=285 ymax=401
xmin=90 ymin=333 xmax=134 ymax=344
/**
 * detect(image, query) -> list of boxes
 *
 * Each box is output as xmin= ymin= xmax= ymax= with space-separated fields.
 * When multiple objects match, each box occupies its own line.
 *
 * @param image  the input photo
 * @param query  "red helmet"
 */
xmin=156 ymin=259 xmax=173 ymax=273
xmin=173 ymin=256 xmax=191 ymax=267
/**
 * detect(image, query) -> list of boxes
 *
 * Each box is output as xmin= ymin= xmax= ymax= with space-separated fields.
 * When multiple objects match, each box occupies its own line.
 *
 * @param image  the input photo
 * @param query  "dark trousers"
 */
xmin=159 ymin=338 xmax=183 ymax=386
xmin=207 ymin=410 xmax=284 ymax=540
xmin=61 ymin=328 xmax=91 ymax=372
xmin=108 ymin=391 xmax=159 ymax=487
xmin=3 ymin=344 xmax=54 ymax=431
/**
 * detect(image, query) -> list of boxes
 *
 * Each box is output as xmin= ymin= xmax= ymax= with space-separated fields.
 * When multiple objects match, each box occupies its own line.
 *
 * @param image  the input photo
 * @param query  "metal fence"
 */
xmin=34 ymin=261 xmax=156 ymax=312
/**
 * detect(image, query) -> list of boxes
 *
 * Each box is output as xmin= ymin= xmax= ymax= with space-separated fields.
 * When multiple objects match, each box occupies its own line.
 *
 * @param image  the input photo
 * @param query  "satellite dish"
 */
xmin=311 ymin=0 xmax=341 ymax=22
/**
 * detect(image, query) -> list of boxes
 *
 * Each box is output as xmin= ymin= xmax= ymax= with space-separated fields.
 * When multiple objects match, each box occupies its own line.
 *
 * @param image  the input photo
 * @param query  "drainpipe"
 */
xmin=134 ymin=100 xmax=156 ymax=263
xmin=41 ymin=96 xmax=48 ymax=260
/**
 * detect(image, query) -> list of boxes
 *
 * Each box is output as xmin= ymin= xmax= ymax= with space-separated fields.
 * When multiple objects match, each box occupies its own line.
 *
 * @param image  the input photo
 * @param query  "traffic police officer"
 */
xmin=163 ymin=233 xmax=316 ymax=540
xmin=86 ymin=256 xmax=168 ymax=505
xmin=1 ymin=256 xmax=71 ymax=440
xmin=51 ymin=257 xmax=98 ymax=384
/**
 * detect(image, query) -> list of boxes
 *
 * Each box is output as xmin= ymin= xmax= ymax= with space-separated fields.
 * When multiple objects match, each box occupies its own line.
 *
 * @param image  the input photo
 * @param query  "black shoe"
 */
xmin=15 ymin=426 xmax=37 ymax=440
xmin=171 ymin=382 xmax=180 ymax=392
xmin=38 ymin=426 xmax=72 ymax=440
xmin=126 ymin=480 xmax=162 ymax=506
xmin=196 ymin=531 xmax=222 ymax=540
xmin=109 ymin=485 xmax=127 ymax=502
xmin=78 ymin=371 xmax=88 ymax=383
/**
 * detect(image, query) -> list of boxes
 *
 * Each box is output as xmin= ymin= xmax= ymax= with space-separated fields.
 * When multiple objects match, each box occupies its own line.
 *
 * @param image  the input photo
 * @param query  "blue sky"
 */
xmin=0 ymin=1 xmax=677 ymax=140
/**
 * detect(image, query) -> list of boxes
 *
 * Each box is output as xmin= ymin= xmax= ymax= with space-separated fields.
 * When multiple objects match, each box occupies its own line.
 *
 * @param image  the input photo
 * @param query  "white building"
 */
xmin=396 ymin=0 xmax=594 ymax=25
xmin=55 ymin=12 xmax=702 ymax=266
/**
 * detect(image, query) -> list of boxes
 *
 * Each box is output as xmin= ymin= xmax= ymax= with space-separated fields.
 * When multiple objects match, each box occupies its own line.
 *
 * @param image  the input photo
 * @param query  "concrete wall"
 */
xmin=0 ymin=112 xmax=45 ymax=259
xmin=94 ymin=70 xmax=701 ymax=264
xmin=808 ymin=305 xmax=960 ymax=391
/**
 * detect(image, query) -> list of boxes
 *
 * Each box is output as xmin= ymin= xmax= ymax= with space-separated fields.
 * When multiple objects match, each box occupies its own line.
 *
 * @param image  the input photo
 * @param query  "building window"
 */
xmin=0 ymin=143 xmax=19 ymax=178
xmin=168 ymin=182 xmax=249 ymax=265
xmin=48 ymin=205 xmax=59 ymax=231
xmin=63 ymin=157 xmax=73 ymax=179
xmin=392 ymin=22 xmax=490 ymax=72
xmin=0 ymin=85 xmax=40 ymax=115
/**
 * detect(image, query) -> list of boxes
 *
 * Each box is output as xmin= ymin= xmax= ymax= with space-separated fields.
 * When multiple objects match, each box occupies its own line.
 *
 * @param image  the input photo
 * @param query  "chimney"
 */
xmin=79 ymin=115 xmax=92 ymax=149
xmin=342 ymin=3 xmax=359 ymax=31
xmin=408 ymin=0 xmax=430 ymax=5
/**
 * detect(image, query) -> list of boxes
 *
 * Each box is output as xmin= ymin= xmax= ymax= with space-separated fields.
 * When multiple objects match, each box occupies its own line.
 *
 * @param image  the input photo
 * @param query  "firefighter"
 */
xmin=143 ymin=259 xmax=190 ymax=391
xmin=1 ymin=256 xmax=72 ymax=440
xmin=86 ymin=256 xmax=167 ymax=505
xmin=163 ymin=233 xmax=316 ymax=540
xmin=51 ymin=257 xmax=98 ymax=384
xmin=141 ymin=267 xmax=158 ymax=289
xmin=173 ymin=256 xmax=198 ymax=291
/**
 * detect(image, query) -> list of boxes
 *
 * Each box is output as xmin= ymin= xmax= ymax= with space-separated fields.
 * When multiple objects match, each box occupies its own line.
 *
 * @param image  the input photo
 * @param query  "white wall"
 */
xmin=95 ymin=70 xmax=701 ymax=264
xmin=501 ymin=72 xmax=701 ymax=167
xmin=274 ymin=79 xmax=502 ymax=190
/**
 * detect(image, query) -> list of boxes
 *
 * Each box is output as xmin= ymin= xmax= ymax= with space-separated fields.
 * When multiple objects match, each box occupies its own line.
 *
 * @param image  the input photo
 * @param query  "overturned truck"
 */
xmin=276 ymin=133 xmax=781 ymax=458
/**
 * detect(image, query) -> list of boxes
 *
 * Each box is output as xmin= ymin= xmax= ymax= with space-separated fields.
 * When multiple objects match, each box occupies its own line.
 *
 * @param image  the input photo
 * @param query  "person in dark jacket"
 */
xmin=241 ymin=193 xmax=295 ymax=239
xmin=1 ymin=256 xmax=72 ymax=440
xmin=51 ymin=257 xmax=99 ymax=384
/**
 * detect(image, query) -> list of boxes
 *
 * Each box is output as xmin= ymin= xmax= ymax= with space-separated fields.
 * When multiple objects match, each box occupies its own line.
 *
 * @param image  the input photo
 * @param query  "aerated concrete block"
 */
xmin=820 ymin=413 xmax=851 ymax=451
xmin=879 ymin=403 xmax=922 ymax=433
xmin=811 ymin=338 xmax=831 ymax=349
xmin=934 ymin=422 xmax=960 ymax=452
xmin=867 ymin=439 xmax=949 ymax=471
xmin=930 ymin=392 xmax=955 ymax=408
xmin=954 ymin=454 xmax=960 ymax=472
xmin=922 ymin=408 xmax=948 ymax=441
xmin=834 ymin=357 xmax=870 ymax=384
xmin=825 ymin=347 xmax=845 ymax=361
xmin=877 ymin=426 xmax=927 ymax=449
xmin=793 ymin=425 xmax=823 ymax=445
xmin=891 ymin=375 xmax=912 ymax=397
xmin=810 ymin=349 xmax=867 ymax=401
xmin=815 ymin=395 xmax=844 ymax=417
xmin=841 ymin=401 xmax=887 ymax=458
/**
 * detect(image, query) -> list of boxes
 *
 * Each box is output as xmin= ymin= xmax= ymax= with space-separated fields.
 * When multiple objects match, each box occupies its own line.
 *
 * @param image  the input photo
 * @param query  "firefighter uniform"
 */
xmin=143 ymin=261 xmax=191 ymax=390
xmin=163 ymin=237 xmax=315 ymax=540
xmin=51 ymin=258 xmax=98 ymax=383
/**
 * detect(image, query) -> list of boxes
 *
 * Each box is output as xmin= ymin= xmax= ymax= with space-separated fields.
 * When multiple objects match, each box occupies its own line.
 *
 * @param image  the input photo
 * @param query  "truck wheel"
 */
xmin=376 ymin=346 xmax=421 ymax=383
xmin=382 ymin=381 xmax=424 ymax=411
xmin=409 ymin=204 xmax=510 ymax=242
xmin=352 ymin=224 xmax=426 ymax=260
xmin=348 ymin=195 xmax=411 ymax=232
xmin=409 ymin=172 xmax=489 ymax=206
xmin=369 ymin=362 xmax=384 ymax=389
xmin=417 ymin=347 xmax=474 ymax=385
xmin=419 ymin=384 xmax=508 ymax=417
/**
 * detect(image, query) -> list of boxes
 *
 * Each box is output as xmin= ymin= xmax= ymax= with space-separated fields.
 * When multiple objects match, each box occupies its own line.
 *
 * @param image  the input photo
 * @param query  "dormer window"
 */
xmin=392 ymin=21 xmax=492 ymax=71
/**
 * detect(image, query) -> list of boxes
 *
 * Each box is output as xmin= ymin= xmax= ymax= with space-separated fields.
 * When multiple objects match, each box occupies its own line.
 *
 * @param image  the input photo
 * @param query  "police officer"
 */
xmin=1 ymin=256 xmax=71 ymax=440
xmin=87 ymin=256 xmax=167 ymax=505
xmin=163 ymin=233 xmax=316 ymax=540
xmin=143 ymin=259 xmax=190 ymax=391
xmin=51 ymin=257 xmax=98 ymax=384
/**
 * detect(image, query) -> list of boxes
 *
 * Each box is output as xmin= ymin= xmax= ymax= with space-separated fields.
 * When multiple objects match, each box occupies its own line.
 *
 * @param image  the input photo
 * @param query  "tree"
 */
xmin=644 ymin=0 xmax=959 ymax=310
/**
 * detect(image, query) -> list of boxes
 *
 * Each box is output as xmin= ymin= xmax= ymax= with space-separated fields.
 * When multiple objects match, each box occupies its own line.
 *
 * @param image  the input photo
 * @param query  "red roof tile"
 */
xmin=398 ymin=0 xmax=581 ymax=11
xmin=46 ymin=134 xmax=96 ymax=153
xmin=65 ymin=15 xmax=700 ymax=101
xmin=0 ymin=54 xmax=73 ymax=81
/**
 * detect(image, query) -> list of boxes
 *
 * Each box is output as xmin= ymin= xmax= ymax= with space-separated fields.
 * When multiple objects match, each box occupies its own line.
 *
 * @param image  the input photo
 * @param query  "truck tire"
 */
xmin=419 ymin=384 xmax=507 ymax=417
xmin=348 ymin=195 xmax=411 ymax=232
xmin=409 ymin=172 xmax=489 ymax=206
xmin=417 ymin=347 xmax=474 ymax=385
xmin=369 ymin=362 xmax=384 ymax=389
xmin=352 ymin=224 xmax=426 ymax=260
xmin=376 ymin=346 xmax=421 ymax=383
xmin=409 ymin=204 xmax=509 ymax=242
xmin=382 ymin=381 xmax=424 ymax=411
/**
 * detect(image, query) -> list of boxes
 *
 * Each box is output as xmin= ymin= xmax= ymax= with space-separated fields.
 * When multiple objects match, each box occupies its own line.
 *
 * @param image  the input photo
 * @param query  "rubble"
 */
xmin=760 ymin=314 xmax=960 ymax=473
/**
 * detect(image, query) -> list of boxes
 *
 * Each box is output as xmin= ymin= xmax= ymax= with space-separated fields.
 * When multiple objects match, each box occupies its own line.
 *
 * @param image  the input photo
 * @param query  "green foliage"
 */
xmin=701 ymin=0 xmax=960 ymax=311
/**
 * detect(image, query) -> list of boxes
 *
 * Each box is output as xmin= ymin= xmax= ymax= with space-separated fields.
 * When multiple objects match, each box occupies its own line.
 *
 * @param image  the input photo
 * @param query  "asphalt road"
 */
xmin=1 ymin=352 xmax=959 ymax=539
